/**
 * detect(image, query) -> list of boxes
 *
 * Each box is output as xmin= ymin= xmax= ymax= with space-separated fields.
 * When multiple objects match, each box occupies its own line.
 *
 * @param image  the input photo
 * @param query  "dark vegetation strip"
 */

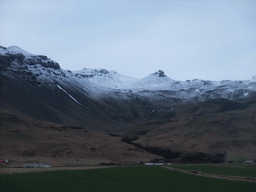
xmin=121 ymin=137 xmax=180 ymax=160
xmin=122 ymin=137 xmax=226 ymax=163
xmin=0 ymin=166 xmax=255 ymax=192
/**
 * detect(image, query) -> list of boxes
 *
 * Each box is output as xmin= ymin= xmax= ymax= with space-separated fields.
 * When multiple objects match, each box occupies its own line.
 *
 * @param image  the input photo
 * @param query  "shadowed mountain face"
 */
xmin=0 ymin=45 xmax=256 ymax=163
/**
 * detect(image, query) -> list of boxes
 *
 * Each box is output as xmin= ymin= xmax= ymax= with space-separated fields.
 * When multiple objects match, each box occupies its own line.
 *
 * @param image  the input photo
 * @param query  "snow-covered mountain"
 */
xmin=1 ymin=45 xmax=256 ymax=162
xmin=1 ymin=45 xmax=256 ymax=103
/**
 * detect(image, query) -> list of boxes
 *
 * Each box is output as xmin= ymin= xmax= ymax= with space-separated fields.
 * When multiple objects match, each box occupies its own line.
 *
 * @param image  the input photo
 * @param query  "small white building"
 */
xmin=154 ymin=163 xmax=164 ymax=166
xmin=23 ymin=162 xmax=52 ymax=168
xmin=244 ymin=160 xmax=254 ymax=164
xmin=145 ymin=163 xmax=165 ymax=166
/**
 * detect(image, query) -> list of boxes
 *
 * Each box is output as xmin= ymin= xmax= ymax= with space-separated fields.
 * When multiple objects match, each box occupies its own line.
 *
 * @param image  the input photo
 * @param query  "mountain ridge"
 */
xmin=1 ymin=45 xmax=256 ymax=164
xmin=1 ymin=45 xmax=256 ymax=103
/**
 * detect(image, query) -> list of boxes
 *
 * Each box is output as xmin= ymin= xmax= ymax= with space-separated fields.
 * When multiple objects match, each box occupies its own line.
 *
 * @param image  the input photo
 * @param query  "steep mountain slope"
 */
xmin=0 ymin=45 xmax=256 ymax=163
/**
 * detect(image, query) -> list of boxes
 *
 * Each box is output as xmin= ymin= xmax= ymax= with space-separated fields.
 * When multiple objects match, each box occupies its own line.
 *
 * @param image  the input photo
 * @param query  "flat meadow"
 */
xmin=0 ymin=166 xmax=255 ymax=192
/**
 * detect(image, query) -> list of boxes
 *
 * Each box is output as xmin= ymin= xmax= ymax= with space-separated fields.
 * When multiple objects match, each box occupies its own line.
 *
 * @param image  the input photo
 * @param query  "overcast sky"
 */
xmin=1 ymin=0 xmax=256 ymax=81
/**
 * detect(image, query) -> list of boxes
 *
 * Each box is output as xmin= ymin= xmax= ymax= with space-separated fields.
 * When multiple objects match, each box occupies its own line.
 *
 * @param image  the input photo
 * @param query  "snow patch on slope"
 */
xmin=57 ymin=85 xmax=83 ymax=106
xmin=74 ymin=69 xmax=181 ymax=91
xmin=74 ymin=68 xmax=139 ymax=89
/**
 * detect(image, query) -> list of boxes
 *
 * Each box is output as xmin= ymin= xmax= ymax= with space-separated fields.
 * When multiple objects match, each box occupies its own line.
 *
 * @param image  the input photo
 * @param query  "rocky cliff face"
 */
xmin=0 ymin=46 xmax=60 ymax=70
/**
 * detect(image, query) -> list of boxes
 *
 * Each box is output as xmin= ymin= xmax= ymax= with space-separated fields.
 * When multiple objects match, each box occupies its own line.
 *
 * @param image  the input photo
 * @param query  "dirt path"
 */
xmin=0 ymin=166 xmax=116 ymax=174
xmin=163 ymin=166 xmax=256 ymax=183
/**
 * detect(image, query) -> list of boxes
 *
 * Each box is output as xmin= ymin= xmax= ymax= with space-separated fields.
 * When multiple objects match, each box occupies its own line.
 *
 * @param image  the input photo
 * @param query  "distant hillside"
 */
xmin=0 ymin=45 xmax=255 ymax=164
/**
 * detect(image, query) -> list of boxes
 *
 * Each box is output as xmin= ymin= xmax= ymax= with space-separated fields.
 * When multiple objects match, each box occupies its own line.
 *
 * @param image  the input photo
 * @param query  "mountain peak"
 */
xmin=152 ymin=70 xmax=166 ymax=77
xmin=6 ymin=46 xmax=34 ymax=56
xmin=96 ymin=68 xmax=109 ymax=74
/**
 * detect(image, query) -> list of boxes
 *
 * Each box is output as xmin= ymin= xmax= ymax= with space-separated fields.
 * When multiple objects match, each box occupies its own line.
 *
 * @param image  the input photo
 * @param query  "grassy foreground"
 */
xmin=171 ymin=164 xmax=256 ymax=178
xmin=0 ymin=166 xmax=255 ymax=192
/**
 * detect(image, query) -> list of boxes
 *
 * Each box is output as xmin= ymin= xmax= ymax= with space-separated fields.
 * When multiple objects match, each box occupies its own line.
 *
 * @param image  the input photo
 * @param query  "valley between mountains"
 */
xmin=0 ymin=45 xmax=256 ymax=166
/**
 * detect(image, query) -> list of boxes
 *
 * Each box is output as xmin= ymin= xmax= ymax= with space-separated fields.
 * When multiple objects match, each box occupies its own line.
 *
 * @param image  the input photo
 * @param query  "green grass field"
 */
xmin=171 ymin=164 xmax=256 ymax=178
xmin=0 ymin=166 xmax=255 ymax=192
